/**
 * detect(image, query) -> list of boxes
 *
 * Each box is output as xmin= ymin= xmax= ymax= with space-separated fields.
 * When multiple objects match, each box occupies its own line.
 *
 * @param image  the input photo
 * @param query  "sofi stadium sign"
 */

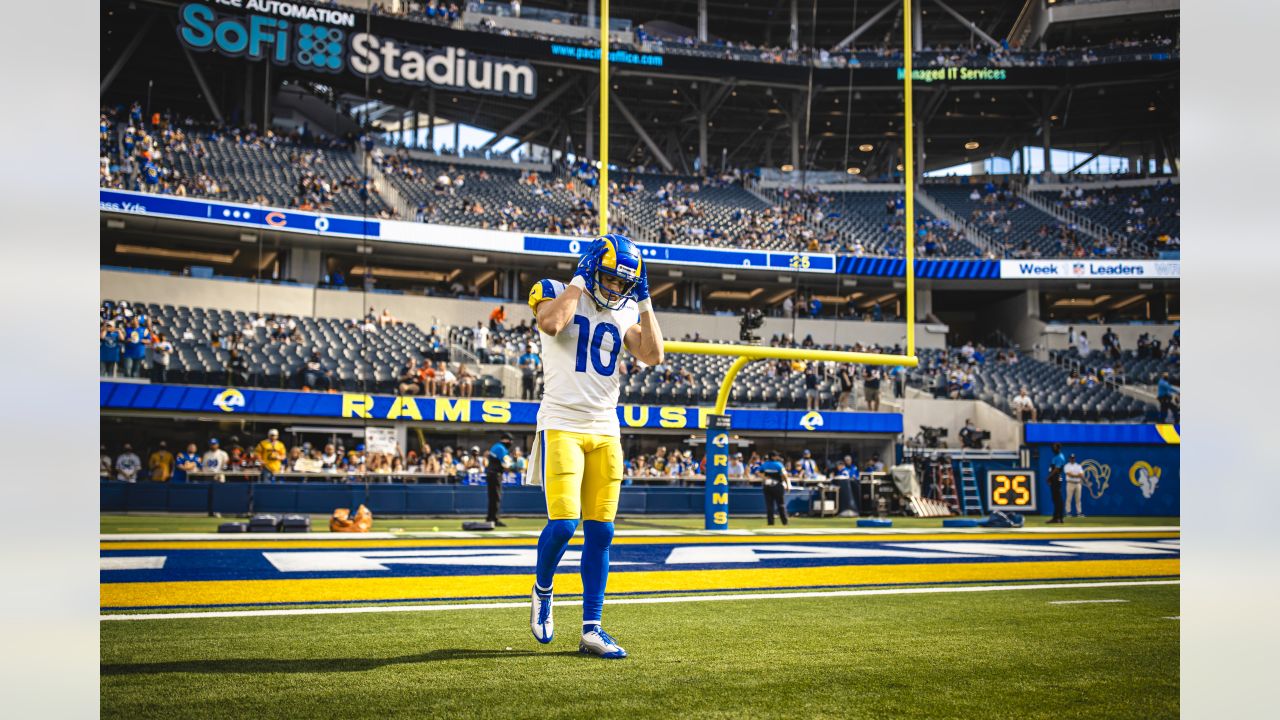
xmin=178 ymin=1 xmax=537 ymax=98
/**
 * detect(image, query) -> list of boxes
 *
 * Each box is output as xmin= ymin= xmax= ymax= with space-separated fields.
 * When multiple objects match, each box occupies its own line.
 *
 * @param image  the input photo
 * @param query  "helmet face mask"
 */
xmin=589 ymin=234 xmax=641 ymax=310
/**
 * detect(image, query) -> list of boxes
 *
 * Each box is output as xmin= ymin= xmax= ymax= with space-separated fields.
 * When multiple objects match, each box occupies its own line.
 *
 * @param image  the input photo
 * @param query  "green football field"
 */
xmin=101 ymin=582 xmax=1178 ymax=719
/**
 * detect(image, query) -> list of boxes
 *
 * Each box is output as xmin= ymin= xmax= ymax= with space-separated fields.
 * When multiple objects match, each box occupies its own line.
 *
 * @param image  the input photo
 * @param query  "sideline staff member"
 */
xmin=1046 ymin=443 xmax=1066 ymax=524
xmin=486 ymin=433 xmax=514 ymax=527
xmin=758 ymin=452 xmax=792 ymax=526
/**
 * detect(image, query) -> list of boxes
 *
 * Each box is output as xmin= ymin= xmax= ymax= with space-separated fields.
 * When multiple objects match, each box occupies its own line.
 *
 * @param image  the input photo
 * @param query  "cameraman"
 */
xmin=740 ymin=307 xmax=764 ymax=343
xmin=959 ymin=419 xmax=985 ymax=449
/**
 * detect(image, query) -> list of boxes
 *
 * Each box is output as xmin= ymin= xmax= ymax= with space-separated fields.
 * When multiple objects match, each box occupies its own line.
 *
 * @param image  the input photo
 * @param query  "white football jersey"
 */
xmin=529 ymin=279 xmax=639 ymax=436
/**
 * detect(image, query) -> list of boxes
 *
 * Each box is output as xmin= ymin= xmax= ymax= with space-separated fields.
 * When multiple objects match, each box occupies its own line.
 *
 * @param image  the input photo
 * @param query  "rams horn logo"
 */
xmin=711 ymin=434 xmax=730 ymax=448
xmin=213 ymin=389 xmax=246 ymax=413
xmin=799 ymin=411 xmax=824 ymax=431
xmin=1081 ymin=459 xmax=1111 ymax=499
xmin=1129 ymin=461 xmax=1161 ymax=499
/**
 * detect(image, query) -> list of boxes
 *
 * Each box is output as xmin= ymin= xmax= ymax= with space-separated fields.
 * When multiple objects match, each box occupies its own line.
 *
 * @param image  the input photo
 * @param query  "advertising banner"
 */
xmin=999 ymin=259 xmax=1181 ymax=280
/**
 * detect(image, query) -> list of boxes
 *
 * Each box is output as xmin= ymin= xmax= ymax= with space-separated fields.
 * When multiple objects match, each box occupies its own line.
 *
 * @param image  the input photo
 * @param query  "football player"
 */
xmin=525 ymin=234 xmax=664 ymax=659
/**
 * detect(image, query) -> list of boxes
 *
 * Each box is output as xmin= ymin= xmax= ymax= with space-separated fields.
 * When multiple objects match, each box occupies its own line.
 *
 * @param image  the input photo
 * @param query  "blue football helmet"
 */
xmin=589 ymin=233 xmax=643 ymax=311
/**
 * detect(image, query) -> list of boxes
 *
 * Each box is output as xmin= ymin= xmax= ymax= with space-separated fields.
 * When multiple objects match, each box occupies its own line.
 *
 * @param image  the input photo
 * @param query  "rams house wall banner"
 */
xmin=177 ymin=1 xmax=538 ymax=99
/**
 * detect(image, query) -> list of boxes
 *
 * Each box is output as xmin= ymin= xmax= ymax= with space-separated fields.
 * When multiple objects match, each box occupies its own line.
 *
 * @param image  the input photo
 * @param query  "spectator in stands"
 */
xmin=1102 ymin=327 xmax=1120 ymax=358
xmin=150 ymin=332 xmax=173 ymax=383
xmin=652 ymin=446 xmax=669 ymax=475
xmin=298 ymin=350 xmax=333 ymax=392
xmin=798 ymin=449 xmax=819 ymax=479
xmin=255 ymin=429 xmax=286 ymax=483
xmin=863 ymin=367 xmax=882 ymax=411
xmin=226 ymin=348 xmax=250 ymax=387
xmin=727 ymin=452 xmax=746 ymax=478
xmin=1012 ymin=387 xmax=1037 ymax=422
xmin=100 ymin=321 xmax=123 ymax=377
xmin=457 ymin=364 xmax=476 ymax=398
xmin=804 ymin=364 xmax=821 ymax=411
xmin=473 ymin=322 xmax=490 ymax=362
xmin=836 ymin=365 xmax=856 ymax=411
xmin=320 ymin=444 xmax=339 ymax=472
xmin=121 ymin=317 xmax=149 ymax=378
xmin=1064 ymin=454 xmax=1086 ymax=518
xmin=397 ymin=362 xmax=423 ymax=396
xmin=1076 ymin=330 xmax=1090 ymax=357
xmin=148 ymin=441 xmax=174 ymax=483
xmin=866 ymin=454 xmax=885 ymax=473
xmin=174 ymin=443 xmax=200 ymax=483
xmin=1157 ymin=372 xmax=1179 ymax=422
xmin=437 ymin=361 xmax=457 ymax=396
xmin=202 ymin=439 xmax=229 ymax=481
xmin=101 ymin=445 xmax=112 ymax=479
xmin=518 ymin=344 xmax=541 ymax=400
xmin=115 ymin=444 xmax=141 ymax=482
xmin=418 ymin=360 xmax=437 ymax=396
xmin=489 ymin=304 xmax=507 ymax=331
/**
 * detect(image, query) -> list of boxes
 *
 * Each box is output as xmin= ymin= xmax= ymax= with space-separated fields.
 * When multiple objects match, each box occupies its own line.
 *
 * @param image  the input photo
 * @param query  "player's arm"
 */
xmin=623 ymin=257 xmax=664 ymax=366
xmin=533 ymin=240 xmax=604 ymax=336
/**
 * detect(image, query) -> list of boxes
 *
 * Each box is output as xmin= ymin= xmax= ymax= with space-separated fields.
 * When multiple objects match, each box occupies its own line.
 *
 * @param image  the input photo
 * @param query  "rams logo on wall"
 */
xmin=799 ymin=411 xmax=824 ymax=431
xmin=213 ymin=389 xmax=246 ymax=413
xmin=1080 ymin=459 xmax=1112 ymax=499
xmin=1130 ymin=461 xmax=1161 ymax=499
xmin=711 ymin=433 xmax=730 ymax=448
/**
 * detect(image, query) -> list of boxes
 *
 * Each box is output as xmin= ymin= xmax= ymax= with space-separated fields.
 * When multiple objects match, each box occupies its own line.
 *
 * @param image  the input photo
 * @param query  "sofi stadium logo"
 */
xmin=178 ymin=2 xmax=537 ymax=98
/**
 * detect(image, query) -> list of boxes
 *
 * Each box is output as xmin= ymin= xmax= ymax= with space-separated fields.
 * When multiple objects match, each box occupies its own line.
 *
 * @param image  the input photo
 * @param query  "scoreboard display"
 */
xmin=985 ymin=470 xmax=1037 ymax=512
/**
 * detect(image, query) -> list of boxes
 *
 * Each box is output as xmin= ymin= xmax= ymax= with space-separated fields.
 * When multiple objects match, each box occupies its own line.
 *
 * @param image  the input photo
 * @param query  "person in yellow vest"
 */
xmin=254 ymin=428 xmax=287 ymax=483
xmin=147 ymin=441 xmax=174 ymax=482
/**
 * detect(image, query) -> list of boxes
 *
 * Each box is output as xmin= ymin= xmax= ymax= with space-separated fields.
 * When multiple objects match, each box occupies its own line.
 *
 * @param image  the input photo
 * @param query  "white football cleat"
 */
xmin=530 ymin=586 xmax=553 ymax=644
xmin=579 ymin=625 xmax=628 ymax=659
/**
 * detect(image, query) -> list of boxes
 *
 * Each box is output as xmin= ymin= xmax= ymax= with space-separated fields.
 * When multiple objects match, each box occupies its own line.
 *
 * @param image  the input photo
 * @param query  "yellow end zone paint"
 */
xmin=100 ymin=558 xmax=1179 ymax=609
xmin=101 ymin=530 xmax=1179 ymax=552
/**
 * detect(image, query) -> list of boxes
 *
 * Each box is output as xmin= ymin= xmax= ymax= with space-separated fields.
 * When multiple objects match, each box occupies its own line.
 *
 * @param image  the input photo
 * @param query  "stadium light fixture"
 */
xmin=859 ymin=143 xmax=874 ymax=152
xmin=781 ymin=164 xmax=795 ymax=172
xmin=847 ymin=167 xmax=861 ymax=175
xmin=964 ymin=141 xmax=980 ymax=150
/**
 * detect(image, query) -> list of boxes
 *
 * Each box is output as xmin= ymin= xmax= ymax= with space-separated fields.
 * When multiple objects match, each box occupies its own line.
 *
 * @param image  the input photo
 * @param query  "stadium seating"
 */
xmin=101 ymin=300 xmax=503 ymax=396
xmin=168 ymin=136 xmax=393 ymax=217
xmin=907 ymin=348 xmax=1157 ymax=422
xmin=1051 ymin=349 xmax=1180 ymax=386
xmin=926 ymin=184 xmax=1073 ymax=257
xmin=1035 ymin=183 xmax=1180 ymax=254
xmin=796 ymin=190 xmax=983 ymax=257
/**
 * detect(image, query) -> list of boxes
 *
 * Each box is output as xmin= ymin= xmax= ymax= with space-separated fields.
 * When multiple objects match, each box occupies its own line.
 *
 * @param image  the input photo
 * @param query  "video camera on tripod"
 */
xmin=739 ymin=307 xmax=765 ymax=343
xmin=916 ymin=425 xmax=948 ymax=449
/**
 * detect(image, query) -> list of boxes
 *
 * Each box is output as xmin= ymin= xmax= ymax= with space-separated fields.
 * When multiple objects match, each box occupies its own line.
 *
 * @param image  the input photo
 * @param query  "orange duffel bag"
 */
xmin=330 ymin=504 xmax=373 ymax=533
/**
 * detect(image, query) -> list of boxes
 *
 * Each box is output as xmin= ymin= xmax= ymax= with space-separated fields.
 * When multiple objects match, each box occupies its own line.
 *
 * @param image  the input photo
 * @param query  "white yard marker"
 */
xmin=100 ymin=556 xmax=166 ymax=571
xmin=1047 ymin=598 xmax=1130 ymax=605
xmin=102 ymin=579 xmax=1178 ymax=621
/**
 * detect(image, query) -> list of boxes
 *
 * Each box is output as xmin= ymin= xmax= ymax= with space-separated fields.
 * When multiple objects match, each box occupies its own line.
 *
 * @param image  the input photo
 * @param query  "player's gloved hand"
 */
xmin=632 ymin=260 xmax=653 ymax=314
xmin=571 ymin=239 xmax=605 ymax=292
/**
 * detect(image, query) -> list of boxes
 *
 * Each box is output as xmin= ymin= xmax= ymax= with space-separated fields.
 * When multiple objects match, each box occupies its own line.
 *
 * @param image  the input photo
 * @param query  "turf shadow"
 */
xmin=101 ymin=648 xmax=584 ymax=676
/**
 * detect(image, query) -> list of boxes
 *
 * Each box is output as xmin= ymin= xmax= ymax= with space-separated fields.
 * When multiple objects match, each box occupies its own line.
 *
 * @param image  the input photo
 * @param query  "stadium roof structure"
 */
xmin=102 ymin=0 xmax=1178 ymax=175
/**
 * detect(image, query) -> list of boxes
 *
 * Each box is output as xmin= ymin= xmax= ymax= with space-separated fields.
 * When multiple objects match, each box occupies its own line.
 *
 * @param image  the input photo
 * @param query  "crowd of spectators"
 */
xmin=1043 ymin=182 xmax=1180 ymax=255
xmin=102 ymin=431 xmax=530 ymax=484
xmin=622 ymin=447 xmax=886 ymax=483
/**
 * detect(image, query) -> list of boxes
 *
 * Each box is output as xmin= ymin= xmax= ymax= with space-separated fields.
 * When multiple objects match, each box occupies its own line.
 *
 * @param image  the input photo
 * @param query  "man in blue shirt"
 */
xmin=833 ymin=460 xmax=859 ymax=518
xmin=100 ymin=322 xmax=123 ymax=377
xmin=1046 ymin=443 xmax=1067 ymax=524
xmin=1156 ymin=373 xmax=1179 ymax=423
xmin=518 ymin=345 xmax=541 ymax=400
xmin=758 ymin=452 xmax=791 ymax=526
xmin=173 ymin=443 xmax=201 ymax=484
xmin=486 ymin=433 xmax=514 ymax=527
xmin=122 ymin=318 xmax=150 ymax=378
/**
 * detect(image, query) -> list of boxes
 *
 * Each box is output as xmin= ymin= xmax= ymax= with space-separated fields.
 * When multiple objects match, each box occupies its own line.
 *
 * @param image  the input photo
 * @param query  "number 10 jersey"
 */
xmin=528 ymin=278 xmax=640 ymax=437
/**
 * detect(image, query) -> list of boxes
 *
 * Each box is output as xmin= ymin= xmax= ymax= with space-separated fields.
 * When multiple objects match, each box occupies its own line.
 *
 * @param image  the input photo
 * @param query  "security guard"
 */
xmin=486 ymin=433 xmax=514 ymax=527
xmin=758 ymin=451 xmax=792 ymax=526
xmin=1046 ymin=442 xmax=1067 ymax=524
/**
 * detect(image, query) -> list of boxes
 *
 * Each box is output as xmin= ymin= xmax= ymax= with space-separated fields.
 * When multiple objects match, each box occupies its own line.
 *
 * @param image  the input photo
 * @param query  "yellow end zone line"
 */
xmin=100 ymin=558 xmax=1179 ymax=608
xmin=101 ymin=530 xmax=1178 ymax=552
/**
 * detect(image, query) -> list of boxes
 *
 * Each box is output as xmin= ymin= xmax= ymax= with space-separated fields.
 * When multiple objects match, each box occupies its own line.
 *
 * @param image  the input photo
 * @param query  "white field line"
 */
xmin=1047 ymin=598 xmax=1130 ymax=605
xmin=99 ymin=526 xmax=1180 ymax=543
xmin=101 ymin=579 xmax=1179 ymax=622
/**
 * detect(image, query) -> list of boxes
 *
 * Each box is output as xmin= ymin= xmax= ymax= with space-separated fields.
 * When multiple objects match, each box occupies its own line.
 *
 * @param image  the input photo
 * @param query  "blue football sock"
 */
xmin=535 ymin=518 xmax=579 ymax=591
xmin=580 ymin=520 xmax=614 ymax=625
